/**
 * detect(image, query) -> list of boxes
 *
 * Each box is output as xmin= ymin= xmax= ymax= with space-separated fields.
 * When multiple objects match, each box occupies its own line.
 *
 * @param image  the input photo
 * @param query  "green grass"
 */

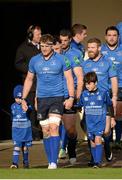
xmin=0 ymin=168 xmax=122 ymax=179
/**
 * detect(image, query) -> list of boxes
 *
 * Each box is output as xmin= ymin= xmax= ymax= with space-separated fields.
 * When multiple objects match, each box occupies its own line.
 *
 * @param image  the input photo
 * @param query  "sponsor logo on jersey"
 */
xmin=16 ymin=114 xmax=22 ymax=118
xmin=90 ymin=101 xmax=95 ymax=106
xmin=43 ymin=67 xmax=50 ymax=71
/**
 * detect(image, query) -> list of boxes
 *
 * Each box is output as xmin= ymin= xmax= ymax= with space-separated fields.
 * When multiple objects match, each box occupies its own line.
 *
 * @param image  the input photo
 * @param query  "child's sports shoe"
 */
xmin=10 ymin=163 xmax=18 ymax=169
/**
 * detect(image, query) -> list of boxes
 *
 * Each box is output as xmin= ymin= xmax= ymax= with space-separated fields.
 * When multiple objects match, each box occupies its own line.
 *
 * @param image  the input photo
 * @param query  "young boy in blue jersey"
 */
xmin=77 ymin=72 xmax=112 ymax=167
xmin=10 ymin=85 xmax=32 ymax=168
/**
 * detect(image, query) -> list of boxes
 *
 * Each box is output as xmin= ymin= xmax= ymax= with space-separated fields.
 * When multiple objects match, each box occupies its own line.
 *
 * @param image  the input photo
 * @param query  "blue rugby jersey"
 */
xmin=62 ymin=47 xmax=82 ymax=97
xmin=101 ymin=43 xmax=122 ymax=88
xmin=70 ymin=39 xmax=85 ymax=58
xmin=29 ymin=52 xmax=71 ymax=98
xmin=82 ymin=55 xmax=117 ymax=91
xmin=11 ymin=102 xmax=32 ymax=142
xmin=79 ymin=89 xmax=112 ymax=133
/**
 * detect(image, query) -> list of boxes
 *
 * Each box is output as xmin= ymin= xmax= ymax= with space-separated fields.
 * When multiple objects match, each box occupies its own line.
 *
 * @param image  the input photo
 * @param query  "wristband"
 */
xmin=69 ymin=96 xmax=74 ymax=100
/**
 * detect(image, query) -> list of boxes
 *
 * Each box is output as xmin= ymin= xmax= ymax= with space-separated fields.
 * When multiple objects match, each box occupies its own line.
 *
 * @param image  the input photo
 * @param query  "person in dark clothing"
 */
xmin=15 ymin=25 xmax=42 ymax=140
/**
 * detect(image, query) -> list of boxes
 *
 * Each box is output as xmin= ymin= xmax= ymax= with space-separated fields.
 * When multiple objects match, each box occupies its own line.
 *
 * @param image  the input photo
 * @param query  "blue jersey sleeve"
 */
xmin=69 ymin=55 xmax=81 ymax=69
xmin=62 ymin=56 xmax=71 ymax=71
xmin=108 ymin=59 xmax=117 ymax=78
xmin=104 ymin=91 xmax=112 ymax=106
xmin=72 ymin=48 xmax=84 ymax=64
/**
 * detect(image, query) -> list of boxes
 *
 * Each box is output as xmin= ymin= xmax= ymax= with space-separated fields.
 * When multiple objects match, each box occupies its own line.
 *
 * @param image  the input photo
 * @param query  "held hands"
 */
xmin=64 ymin=97 xmax=74 ymax=110
xmin=21 ymin=99 xmax=28 ymax=112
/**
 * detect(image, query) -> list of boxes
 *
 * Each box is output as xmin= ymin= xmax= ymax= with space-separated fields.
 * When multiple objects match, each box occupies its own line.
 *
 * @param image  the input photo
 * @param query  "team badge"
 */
xmin=109 ymin=57 xmax=115 ymax=61
xmin=97 ymin=95 xmax=102 ymax=100
xmin=84 ymin=97 xmax=88 ymax=101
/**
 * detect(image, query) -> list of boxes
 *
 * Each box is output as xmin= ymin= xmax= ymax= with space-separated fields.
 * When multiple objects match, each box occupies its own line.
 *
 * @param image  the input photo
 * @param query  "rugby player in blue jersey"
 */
xmin=21 ymin=34 xmax=74 ymax=169
xmin=82 ymin=38 xmax=118 ymax=165
xmin=60 ymin=29 xmax=83 ymax=164
xmin=71 ymin=24 xmax=87 ymax=58
xmin=52 ymin=36 xmax=68 ymax=159
xmin=102 ymin=26 xmax=122 ymax=150
xmin=78 ymin=72 xmax=112 ymax=168
xmin=10 ymin=85 xmax=32 ymax=169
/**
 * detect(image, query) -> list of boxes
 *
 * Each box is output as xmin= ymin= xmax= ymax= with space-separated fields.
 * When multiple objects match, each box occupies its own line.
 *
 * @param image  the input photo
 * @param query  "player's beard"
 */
xmin=107 ymin=41 xmax=118 ymax=47
xmin=88 ymin=51 xmax=99 ymax=59
xmin=42 ymin=50 xmax=53 ymax=58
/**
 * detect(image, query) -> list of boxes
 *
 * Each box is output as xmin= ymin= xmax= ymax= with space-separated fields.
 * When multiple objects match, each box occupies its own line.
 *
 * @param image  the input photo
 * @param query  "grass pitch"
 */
xmin=0 ymin=168 xmax=122 ymax=179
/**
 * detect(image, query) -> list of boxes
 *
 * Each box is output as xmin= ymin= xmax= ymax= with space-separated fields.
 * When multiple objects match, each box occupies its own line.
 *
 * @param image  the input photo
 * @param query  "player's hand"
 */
xmin=21 ymin=99 xmax=28 ymax=112
xmin=64 ymin=98 xmax=74 ymax=110
xmin=112 ymin=96 xmax=117 ymax=115
xmin=111 ymin=117 xmax=116 ymax=128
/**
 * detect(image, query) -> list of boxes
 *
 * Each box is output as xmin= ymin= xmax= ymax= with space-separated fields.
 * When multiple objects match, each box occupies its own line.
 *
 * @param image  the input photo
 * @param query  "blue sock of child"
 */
xmin=95 ymin=144 xmax=103 ymax=164
xmin=91 ymin=146 xmax=96 ymax=163
xmin=12 ymin=149 xmax=20 ymax=166
xmin=22 ymin=148 xmax=29 ymax=166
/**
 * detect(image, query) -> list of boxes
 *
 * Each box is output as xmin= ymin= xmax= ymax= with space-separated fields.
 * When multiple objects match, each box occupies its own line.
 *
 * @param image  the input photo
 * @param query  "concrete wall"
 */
xmin=71 ymin=0 xmax=122 ymax=43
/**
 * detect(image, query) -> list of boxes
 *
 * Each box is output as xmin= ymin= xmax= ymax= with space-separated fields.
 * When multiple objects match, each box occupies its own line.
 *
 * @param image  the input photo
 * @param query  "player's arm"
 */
xmin=111 ymin=76 xmax=118 ymax=113
xmin=64 ymin=69 xmax=74 ymax=109
xmin=21 ymin=71 xmax=34 ymax=111
xmin=73 ymin=66 xmax=83 ymax=100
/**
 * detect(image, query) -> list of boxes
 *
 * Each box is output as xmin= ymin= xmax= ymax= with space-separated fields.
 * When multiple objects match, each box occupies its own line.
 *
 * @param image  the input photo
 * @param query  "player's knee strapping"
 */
xmin=39 ymin=119 xmax=50 ymax=138
xmin=48 ymin=116 xmax=61 ymax=126
xmin=39 ymin=118 xmax=49 ymax=126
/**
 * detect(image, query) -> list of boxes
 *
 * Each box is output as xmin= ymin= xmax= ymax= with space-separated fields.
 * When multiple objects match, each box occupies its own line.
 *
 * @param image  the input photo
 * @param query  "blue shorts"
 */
xmin=13 ymin=141 xmax=32 ymax=148
xmin=87 ymin=131 xmax=104 ymax=141
xmin=37 ymin=96 xmax=64 ymax=120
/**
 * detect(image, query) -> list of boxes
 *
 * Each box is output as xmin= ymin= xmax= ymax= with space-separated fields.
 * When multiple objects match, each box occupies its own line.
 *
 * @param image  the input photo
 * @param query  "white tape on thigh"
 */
xmin=49 ymin=116 xmax=61 ymax=126
xmin=39 ymin=119 xmax=49 ymax=126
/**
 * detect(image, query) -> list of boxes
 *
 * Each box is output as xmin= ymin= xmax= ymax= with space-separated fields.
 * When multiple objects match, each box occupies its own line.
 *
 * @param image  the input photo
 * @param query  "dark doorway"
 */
xmin=0 ymin=0 xmax=71 ymax=140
